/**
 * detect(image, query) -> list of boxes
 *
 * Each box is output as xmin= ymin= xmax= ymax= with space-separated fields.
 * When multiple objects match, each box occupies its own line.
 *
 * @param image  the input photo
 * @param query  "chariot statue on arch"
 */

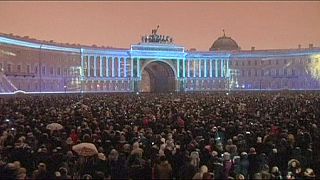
xmin=141 ymin=25 xmax=173 ymax=44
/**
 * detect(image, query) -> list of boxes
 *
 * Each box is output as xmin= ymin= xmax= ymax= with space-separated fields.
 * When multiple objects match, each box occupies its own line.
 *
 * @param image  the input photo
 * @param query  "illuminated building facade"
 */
xmin=0 ymin=28 xmax=320 ymax=93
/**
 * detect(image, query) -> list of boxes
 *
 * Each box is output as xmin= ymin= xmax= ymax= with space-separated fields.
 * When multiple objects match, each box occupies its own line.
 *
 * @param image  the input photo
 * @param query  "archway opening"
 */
xmin=140 ymin=61 xmax=176 ymax=93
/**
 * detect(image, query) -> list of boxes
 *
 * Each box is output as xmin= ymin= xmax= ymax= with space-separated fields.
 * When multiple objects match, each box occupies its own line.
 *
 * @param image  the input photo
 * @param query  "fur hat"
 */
xmin=98 ymin=153 xmax=106 ymax=161
xmin=66 ymin=137 xmax=73 ymax=145
xmin=304 ymin=168 xmax=315 ymax=178
xmin=190 ymin=151 xmax=199 ymax=159
xmin=249 ymin=147 xmax=256 ymax=154
xmin=288 ymin=159 xmax=300 ymax=168
xmin=223 ymin=152 xmax=231 ymax=161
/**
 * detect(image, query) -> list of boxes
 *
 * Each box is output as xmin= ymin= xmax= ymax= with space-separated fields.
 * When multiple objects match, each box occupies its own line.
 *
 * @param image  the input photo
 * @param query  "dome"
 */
xmin=209 ymin=31 xmax=240 ymax=51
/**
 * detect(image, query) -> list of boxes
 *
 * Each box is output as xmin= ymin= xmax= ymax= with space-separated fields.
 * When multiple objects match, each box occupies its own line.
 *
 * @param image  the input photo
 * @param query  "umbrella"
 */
xmin=72 ymin=143 xmax=98 ymax=157
xmin=46 ymin=123 xmax=63 ymax=131
xmin=173 ymin=98 xmax=181 ymax=102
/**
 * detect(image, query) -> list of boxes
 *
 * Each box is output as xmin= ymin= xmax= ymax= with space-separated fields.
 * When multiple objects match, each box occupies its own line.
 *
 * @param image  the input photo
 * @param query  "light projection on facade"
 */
xmin=0 ymin=28 xmax=320 ymax=93
xmin=308 ymin=54 xmax=320 ymax=81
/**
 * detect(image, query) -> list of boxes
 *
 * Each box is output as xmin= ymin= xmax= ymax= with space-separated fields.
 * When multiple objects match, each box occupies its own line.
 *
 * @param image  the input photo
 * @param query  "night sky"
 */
xmin=0 ymin=1 xmax=319 ymax=51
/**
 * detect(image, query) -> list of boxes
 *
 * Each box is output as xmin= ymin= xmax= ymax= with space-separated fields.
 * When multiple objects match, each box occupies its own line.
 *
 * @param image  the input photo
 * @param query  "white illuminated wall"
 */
xmin=1 ymin=34 xmax=320 ymax=93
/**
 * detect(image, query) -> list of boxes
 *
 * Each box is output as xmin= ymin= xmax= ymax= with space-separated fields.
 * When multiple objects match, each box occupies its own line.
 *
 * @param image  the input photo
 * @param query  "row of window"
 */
xmin=235 ymin=68 xmax=315 ymax=77
xmin=17 ymin=51 xmax=78 ymax=63
xmin=85 ymin=81 xmax=133 ymax=91
xmin=0 ymin=63 xmax=77 ymax=76
xmin=230 ymin=58 xmax=316 ymax=66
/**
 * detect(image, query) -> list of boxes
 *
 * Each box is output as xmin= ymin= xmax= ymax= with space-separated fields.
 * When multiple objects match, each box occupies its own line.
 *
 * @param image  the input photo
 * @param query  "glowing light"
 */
xmin=308 ymin=54 xmax=320 ymax=80
xmin=0 ymin=37 xmax=40 ymax=49
xmin=14 ymin=90 xmax=26 ymax=94
xmin=0 ymin=37 xmax=80 ymax=53
xmin=233 ymin=51 xmax=320 ymax=58
xmin=0 ymin=49 xmax=16 ymax=56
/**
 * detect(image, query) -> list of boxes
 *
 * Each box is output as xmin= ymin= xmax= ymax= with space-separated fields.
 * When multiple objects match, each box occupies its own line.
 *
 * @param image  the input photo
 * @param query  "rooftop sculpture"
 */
xmin=141 ymin=25 xmax=173 ymax=44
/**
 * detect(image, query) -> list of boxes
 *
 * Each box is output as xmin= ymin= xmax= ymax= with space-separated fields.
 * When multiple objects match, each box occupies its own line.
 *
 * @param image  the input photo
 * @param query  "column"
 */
xmin=81 ymin=55 xmax=84 ymax=77
xmin=112 ymin=57 xmax=115 ymax=77
xmin=131 ymin=58 xmax=134 ymax=77
xmin=204 ymin=59 xmax=207 ymax=78
xmin=124 ymin=58 xmax=127 ymax=77
xmin=87 ymin=56 xmax=91 ymax=77
xmin=183 ymin=58 xmax=186 ymax=78
xmin=137 ymin=58 xmax=140 ymax=78
xmin=209 ymin=59 xmax=212 ymax=78
xmin=187 ymin=59 xmax=190 ymax=77
xmin=221 ymin=59 xmax=224 ymax=77
xmin=224 ymin=59 xmax=226 ymax=77
xmin=226 ymin=59 xmax=229 ymax=77
xmin=199 ymin=59 xmax=202 ymax=78
xmin=215 ymin=59 xmax=218 ymax=77
xmin=106 ymin=57 xmax=109 ymax=77
xmin=100 ymin=56 xmax=103 ymax=77
xmin=193 ymin=60 xmax=196 ymax=78
xmin=93 ymin=56 xmax=97 ymax=77
xmin=177 ymin=59 xmax=180 ymax=78
xmin=118 ymin=58 xmax=121 ymax=78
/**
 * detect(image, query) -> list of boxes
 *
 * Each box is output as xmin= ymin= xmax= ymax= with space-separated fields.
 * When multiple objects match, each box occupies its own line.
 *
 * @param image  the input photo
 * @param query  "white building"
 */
xmin=0 ymin=30 xmax=319 ymax=93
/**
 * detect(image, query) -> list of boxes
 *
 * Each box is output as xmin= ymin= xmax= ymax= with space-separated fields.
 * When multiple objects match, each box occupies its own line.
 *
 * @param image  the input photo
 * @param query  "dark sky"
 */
xmin=0 ymin=1 xmax=319 ymax=51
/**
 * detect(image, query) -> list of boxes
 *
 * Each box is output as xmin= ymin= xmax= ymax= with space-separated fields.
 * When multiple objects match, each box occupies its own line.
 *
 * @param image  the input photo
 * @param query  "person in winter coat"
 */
xmin=248 ymin=147 xmax=259 ymax=179
xmin=239 ymin=152 xmax=249 ymax=179
xmin=178 ymin=156 xmax=197 ymax=180
xmin=222 ymin=152 xmax=233 ymax=179
xmin=154 ymin=155 xmax=173 ymax=179
xmin=192 ymin=165 xmax=209 ymax=179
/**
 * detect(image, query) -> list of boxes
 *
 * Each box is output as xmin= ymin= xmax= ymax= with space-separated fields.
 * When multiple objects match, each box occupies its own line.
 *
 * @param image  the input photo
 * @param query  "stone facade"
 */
xmin=0 ymin=32 xmax=319 ymax=93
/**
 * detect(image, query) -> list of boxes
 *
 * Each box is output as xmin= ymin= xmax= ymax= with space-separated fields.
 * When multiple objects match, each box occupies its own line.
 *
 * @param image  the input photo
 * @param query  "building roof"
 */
xmin=209 ymin=30 xmax=240 ymax=51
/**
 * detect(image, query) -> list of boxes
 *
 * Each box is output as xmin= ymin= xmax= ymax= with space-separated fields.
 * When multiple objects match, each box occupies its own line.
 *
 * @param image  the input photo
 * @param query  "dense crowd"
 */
xmin=0 ymin=91 xmax=319 ymax=179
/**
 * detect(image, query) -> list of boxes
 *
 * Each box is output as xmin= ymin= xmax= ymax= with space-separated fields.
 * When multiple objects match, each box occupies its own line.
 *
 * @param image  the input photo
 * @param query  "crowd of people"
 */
xmin=0 ymin=91 xmax=319 ymax=179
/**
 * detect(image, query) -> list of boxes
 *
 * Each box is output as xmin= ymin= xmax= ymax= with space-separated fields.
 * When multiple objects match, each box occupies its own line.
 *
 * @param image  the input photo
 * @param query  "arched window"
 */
xmin=27 ymin=65 xmax=30 ymax=74
xmin=284 ymin=69 xmax=287 ymax=76
xmin=7 ymin=64 xmax=11 ymax=73
xmin=17 ymin=65 xmax=21 ymax=72
xmin=42 ymin=66 xmax=46 ymax=75
xmin=57 ymin=67 xmax=61 ymax=76
xmin=50 ymin=67 xmax=54 ymax=75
